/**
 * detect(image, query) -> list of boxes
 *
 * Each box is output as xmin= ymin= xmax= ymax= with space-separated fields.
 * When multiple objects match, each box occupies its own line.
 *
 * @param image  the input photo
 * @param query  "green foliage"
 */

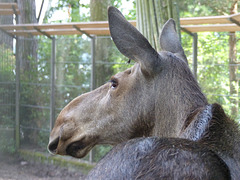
xmin=44 ymin=0 xmax=90 ymax=23
xmin=54 ymin=36 xmax=91 ymax=110
xmin=1 ymin=0 xmax=239 ymax=157
xmin=18 ymin=35 xmax=93 ymax=151
xmin=197 ymin=0 xmax=239 ymax=15
xmin=181 ymin=1 xmax=239 ymax=121
xmin=179 ymin=0 xmax=218 ymax=17
xmin=112 ymin=0 xmax=136 ymax=20
xmin=0 ymin=129 xmax=15 ymax=153
xmin=0 ymin=44 xmax=16 ymax=153
xmin=197 ymin=32 xmax=231 ymax=110
xmin=179 ymin=0 xmax=240 ymax=17
xmin=182 ymin=32 xmax=232 ymax=112
xmin=44 ymin=0 xmax=135 ymax=23
xmin=93 ymin=145 xmax=112 ymax=162
xmin=17 ymin=38 xmax=49 ymax=149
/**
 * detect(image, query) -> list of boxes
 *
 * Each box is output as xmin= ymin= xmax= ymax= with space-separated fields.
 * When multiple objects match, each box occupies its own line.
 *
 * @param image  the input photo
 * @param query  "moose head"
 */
xmin=48 ymin=6 xmax=208 ymax=158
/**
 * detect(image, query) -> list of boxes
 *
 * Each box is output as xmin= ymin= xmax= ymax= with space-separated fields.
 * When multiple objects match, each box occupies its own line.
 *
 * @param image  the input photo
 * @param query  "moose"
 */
xmin=86 ymin=137 xmax=231 ymax=179
xmin=48 ymin=6 xmax=240 ymax=179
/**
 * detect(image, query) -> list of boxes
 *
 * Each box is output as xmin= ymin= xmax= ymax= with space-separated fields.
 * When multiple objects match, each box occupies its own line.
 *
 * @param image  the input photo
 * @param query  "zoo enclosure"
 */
xmin=0 ymin=2 xmax=240 ymax=162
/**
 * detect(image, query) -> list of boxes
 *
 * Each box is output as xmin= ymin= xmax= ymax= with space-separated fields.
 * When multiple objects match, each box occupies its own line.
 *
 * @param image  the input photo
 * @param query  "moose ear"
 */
xmin=160 ymin=19 xmax=188 ymax=63
xmin=108 ymin=6 xmax=160 ymax=75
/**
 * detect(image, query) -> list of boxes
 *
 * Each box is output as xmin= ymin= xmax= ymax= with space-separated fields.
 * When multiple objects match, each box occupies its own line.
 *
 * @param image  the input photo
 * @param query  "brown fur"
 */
xmin=48 ymin=7 xmax=240 ymax=179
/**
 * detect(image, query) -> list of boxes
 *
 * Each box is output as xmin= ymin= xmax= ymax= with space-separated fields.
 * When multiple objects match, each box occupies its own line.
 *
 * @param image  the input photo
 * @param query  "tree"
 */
xmin=0 ymin=0 xmax=13 ymax=48
xmin=17 ymin=0 xmax=38 ymax=71
xmin=136 ymin=0 xmax=180 ymax=52
xmin=197 ymin=0 xmax=239 ymax=117
xmin=90 ymin=0 xmax=113 ymax=88
xmin=228 ymin=1 xmax=239 ymax=117
xmin=178 ymin=0 xmax=239 ymax=118
xmin=17 ymin=0 xmax=39 ymax=145
xmin=46 ymin=0 xmax=81 ymax=22
xmin=88 ymin=0 xmax=114 ymax=162
xmin=0 ymin=0 xmax=16 ymax=152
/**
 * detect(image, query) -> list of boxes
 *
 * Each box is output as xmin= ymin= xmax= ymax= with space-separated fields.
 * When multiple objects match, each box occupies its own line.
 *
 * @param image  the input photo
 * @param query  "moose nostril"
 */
xmin=48 ymin=137 xmax=59 ymax=154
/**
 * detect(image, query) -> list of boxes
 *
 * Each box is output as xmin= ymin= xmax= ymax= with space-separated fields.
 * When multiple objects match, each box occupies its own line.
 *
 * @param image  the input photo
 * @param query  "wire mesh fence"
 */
xmin=0 ymin=32 xmax=239 ymax=163
xmin=0 ymin=34 xmax=131 ymax=162
xmin=0 ymin=32 xmax=15 ymax=153
xmin=0 ymin=1 xmax=16 ymax=152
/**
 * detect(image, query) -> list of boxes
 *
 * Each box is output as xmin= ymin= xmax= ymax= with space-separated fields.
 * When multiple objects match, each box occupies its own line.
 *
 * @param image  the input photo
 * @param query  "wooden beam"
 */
xmin=0 ymin=3 xmax=18 ymax=9
xmin=4 ymin=24 xmax=240 ymax=36
xmin=73 ymin=25 xmax=92 ymax=38
xmin=0 ymin=9 xmax=20 ymax=15
xmin=180 ymin=15 xmax=230 ymax=25
xmin=229 ymin=13 xmax=240 ymax=22
xmin=0 ymin=27 xmax=15 ymax=38
xmin=181 ymin=24 xmax=240 ymax=32
xmin=0 ymin=3 xmax=20 ymax=15
xmin=0 ymin=20 xmax=136 ymax=30
xmin=1 ymin=12 xmax=240 ymax=36
xmin=7 ymin=28 xmax=110 ymax=36
xmin=34 ymin=26 xmax=52 ymax=39
xmin=0 ymin=24 xmax=36 ymax=30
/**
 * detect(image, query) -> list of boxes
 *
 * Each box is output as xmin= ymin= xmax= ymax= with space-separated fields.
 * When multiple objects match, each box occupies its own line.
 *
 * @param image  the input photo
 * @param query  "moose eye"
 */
xmin=109 ymin=79 xmax=118 ymax=89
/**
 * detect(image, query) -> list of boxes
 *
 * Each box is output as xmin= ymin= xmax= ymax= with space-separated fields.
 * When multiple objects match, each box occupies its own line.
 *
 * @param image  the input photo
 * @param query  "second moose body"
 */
xmin=86 ymin=137 xmax=231 ymax=180
xmin=48 ymin=7 xmax=240 ymax=179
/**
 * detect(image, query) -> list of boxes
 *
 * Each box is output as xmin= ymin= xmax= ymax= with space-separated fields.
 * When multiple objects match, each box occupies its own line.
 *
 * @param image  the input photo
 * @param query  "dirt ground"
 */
xmin=0 ymin=153 xmax=86 ymax=180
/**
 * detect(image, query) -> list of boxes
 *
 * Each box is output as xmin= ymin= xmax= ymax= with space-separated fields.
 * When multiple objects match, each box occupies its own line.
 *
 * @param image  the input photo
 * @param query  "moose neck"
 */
xmin=153 ymin=97 xmax=208 ymax=138
xmin=151 ymin=61 xmax=208 ymax=137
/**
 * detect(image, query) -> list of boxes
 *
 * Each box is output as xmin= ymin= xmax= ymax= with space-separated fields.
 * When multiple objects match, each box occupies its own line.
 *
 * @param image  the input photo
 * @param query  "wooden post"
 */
xmin=50 ymin=37 xmax=56 ymax=131
xmin=192 ymin=33 xmax=198 ymax=79
xmin=89 ymin=35 xmax=96 ymax=163
xmin=149 ymin=0 xmax=160 ymax=51
xmin=15 ymin=36 xmax=20 ymax=150
xmin=91 ymin=36 xmax=96 ymax=91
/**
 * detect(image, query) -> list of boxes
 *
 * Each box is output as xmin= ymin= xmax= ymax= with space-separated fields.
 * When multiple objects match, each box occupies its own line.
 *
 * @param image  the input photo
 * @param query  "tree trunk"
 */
xmin=89 ymin=0 xmax=113 ymax=162
xmin=0 ymin=0 xmax=13 ymax=48
xmin=229 ymin=1 xmax=239 ymax=117
xmin=136 ymin=0 xmax=180 ymax=52
xmin=17 ymin=0 xmax=38 ymax=71
xmin=90 ymin=0 xmax=113 ymax=88
xmin=16 ymin=0 xmax=38 ymax=144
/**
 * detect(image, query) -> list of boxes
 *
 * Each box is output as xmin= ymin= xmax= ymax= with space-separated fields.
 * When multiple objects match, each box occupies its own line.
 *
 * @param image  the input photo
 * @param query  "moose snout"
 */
xmin=48 ymin=137 xmax=60 ymax=154
xmin=48 ymin=116 xmax=77 ymax=154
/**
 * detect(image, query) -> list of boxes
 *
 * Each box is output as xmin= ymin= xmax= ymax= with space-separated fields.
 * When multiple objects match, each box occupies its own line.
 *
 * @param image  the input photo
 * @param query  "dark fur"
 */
xmin=49 ymin=7 xmax=240 ymax=179
xmin=86 ymin=137 xmax=231 ymax=180
xmin=179 ymin=103 xmax=240 ymax=179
